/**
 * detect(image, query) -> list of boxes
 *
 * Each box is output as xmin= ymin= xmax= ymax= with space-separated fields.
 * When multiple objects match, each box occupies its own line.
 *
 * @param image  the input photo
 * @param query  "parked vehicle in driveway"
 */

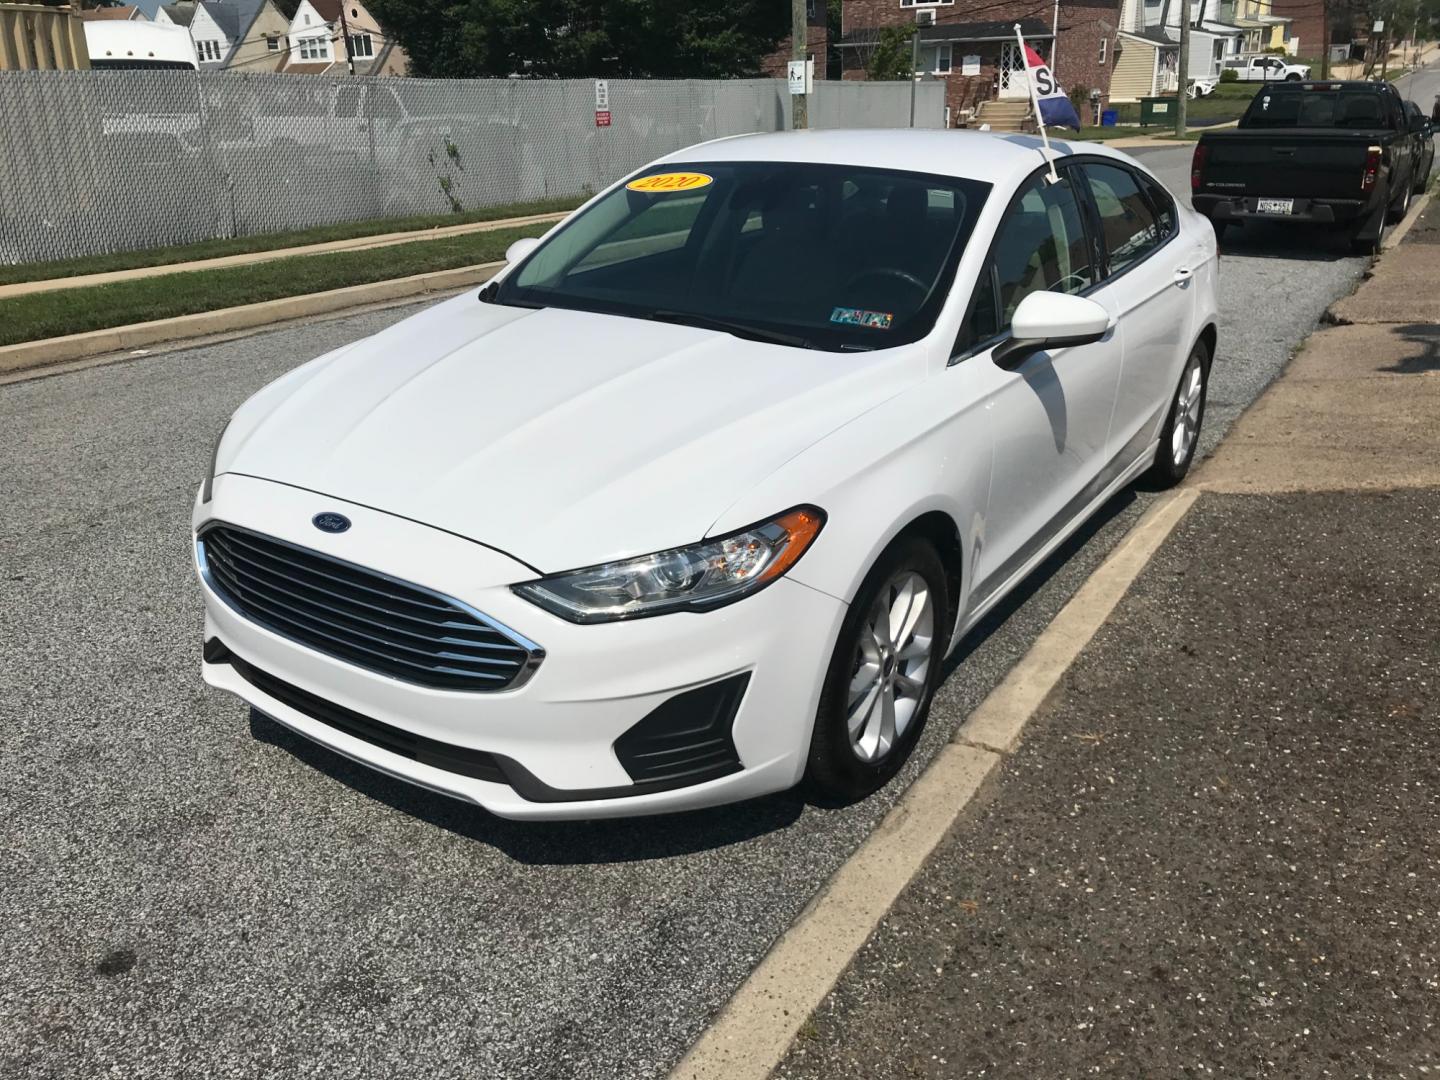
xmin=1222 ymin=55 xmax=1312 ymax=82
xmin=1192 ymin=80 xmax=1426 ymax=253
xmin=194 ymin=130 xmax=1219 ymax=820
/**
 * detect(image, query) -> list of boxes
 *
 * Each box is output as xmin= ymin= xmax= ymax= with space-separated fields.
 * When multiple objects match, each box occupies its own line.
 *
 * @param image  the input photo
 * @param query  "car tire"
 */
xmin=1147 ymin=339 xmax=1210 ymax=487
xmin=1285 ymin=73 xmax=1301 ymax=81
xmin=1388 ymin=182 xmax=1413 ymax=224
xmin=804 ymin=537 xmax=948 ymax=804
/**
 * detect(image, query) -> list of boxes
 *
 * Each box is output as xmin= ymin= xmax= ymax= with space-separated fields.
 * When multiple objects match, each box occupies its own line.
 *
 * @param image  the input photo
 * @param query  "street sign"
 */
xmin=595 ymin=110 xmax=612 ymax=127
xmin=787 ymin=59 xmax=813 ymax=95
xmin=1373 ymin=19 xmax=1384 ymax=32
xmin=594 ymin=79 xmax=609 ymax=109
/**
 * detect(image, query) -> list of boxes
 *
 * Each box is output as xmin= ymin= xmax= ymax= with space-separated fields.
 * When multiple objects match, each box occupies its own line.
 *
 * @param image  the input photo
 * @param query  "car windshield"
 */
xmin=1241 ymin=88 xmax=1390 ymax=129
xmin=490 ymin=161 xmax=991 ymax=351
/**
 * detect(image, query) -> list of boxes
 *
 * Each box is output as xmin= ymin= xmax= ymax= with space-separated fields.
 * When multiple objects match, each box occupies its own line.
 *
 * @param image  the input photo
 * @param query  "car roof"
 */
xmin=657 ymin=128 xmax=1145 ymax=190
xmin=1274 ymin=80 xmax=1394 ymax=91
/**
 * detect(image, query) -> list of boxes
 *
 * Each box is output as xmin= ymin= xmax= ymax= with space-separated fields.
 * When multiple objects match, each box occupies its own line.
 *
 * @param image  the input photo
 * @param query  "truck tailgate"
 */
xmin=1198 ymin=132 xmax=1374 ymax=199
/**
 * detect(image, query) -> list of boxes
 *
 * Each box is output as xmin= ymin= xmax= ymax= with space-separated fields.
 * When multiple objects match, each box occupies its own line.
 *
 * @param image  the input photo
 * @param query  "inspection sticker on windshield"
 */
xmin=830 ymin=307 xmax=893 ymax=330
xmin=626 ymin=172 xmax=713 ymax=193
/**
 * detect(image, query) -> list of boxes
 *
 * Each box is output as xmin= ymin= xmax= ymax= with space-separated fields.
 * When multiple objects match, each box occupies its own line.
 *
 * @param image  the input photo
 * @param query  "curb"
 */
xmin=670 ymin=486 xmax=1203 ymax=1080
xmin=1383 ymin=189 xmax=1433 ymax=250
xmin=0 ymin=261 xmax=503 ymax=377
xmin=0 ymin=212 xmax=565 ymax=300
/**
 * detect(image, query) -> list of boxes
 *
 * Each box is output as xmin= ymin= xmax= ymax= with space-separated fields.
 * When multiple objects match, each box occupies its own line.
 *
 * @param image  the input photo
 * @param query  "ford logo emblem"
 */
xmin=312 ymin=512 xmax=351 ymax=534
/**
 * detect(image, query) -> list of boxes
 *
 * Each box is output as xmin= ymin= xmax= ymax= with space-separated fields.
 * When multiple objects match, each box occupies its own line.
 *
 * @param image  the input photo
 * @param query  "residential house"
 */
xmin=281 ymin=0 xmax=406 ymax=75
xmin=837 ymin=0 xmax=1124 ymax=125
xmin=155 ymin=1 xmax=226 ymax=66
xmin=1221 ymin=0 xmax=1293 ymax=53
xmin=760 ymin=0 xmax=829 ymax=81
xmin=0 ymin=1 xmax=90 ymax=68
xmin=80 ymin=5 xmax=146 ymax=23
xmin=1111 ymin=0 xmax=1250 ymax=102
xmin=223 ymin=0 xmax=289 ymax=72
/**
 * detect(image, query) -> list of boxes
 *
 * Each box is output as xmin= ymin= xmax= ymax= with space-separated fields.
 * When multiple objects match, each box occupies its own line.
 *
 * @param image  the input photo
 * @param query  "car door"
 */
xmin=1077 ymin=160 xmax=1200 ymax=468
xmin=950 ymin=165 xmax=1123 ymax=600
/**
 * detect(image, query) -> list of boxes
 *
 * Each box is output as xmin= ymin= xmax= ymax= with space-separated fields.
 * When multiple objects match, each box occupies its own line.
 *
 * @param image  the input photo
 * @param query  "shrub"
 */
xmin=1219 ymin=68 xmax=1239 ymax=82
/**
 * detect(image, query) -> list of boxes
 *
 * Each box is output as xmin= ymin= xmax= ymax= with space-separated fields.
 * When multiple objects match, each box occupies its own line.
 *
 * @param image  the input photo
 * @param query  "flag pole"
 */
xmin=1015 ymin=23 xmax=1059 ymax=183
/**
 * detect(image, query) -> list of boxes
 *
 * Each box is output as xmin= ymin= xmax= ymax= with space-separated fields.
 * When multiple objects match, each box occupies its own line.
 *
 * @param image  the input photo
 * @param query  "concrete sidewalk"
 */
xmin=770 ymin=201 xmax=1440 ymax=1077
xmin=0 ymin=210 xmax=568 ymax=301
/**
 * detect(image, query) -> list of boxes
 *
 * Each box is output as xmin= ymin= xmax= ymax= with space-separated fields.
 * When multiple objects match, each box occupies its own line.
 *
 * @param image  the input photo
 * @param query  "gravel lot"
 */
xmin=0 ymin=149 xmax=1372 ymax=1079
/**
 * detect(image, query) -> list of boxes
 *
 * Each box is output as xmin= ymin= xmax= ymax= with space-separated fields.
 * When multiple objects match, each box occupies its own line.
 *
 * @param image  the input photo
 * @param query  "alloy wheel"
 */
xmin=846 ymin=571 xmax=934 ymax=764
xmin=1171 ymin=354 xmax=1204 ymax=467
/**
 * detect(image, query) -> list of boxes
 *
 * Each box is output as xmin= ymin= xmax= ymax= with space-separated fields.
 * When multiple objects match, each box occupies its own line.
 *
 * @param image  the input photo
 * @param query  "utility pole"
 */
xmin=338 ymin=0 xmax=356 ymax=76
xmin=909 ymin=28 xmax=920 ymax=126
xmin=791 ymin=0 xmax=808 ymax=129
xmin=1175 ymin=0 xmax=1190 ymax=137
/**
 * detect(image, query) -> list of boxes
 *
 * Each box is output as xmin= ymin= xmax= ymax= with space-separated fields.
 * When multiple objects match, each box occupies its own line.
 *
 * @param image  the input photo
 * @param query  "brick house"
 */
xmin=760 ymin=0 xmax=829 ymax=80
xmin=837 ymin=0 xmax=1123 ymax=125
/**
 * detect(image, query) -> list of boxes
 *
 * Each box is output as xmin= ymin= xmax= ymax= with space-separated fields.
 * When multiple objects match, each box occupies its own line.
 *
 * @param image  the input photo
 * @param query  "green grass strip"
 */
xmin=0 ymin=195 xmax=582 ymax=288
xmin=0 ymin=223 xmax=549 ymax=348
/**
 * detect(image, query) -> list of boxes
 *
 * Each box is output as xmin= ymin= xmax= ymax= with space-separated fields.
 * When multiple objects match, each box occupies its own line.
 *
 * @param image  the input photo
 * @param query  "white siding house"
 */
xmin=286 ymin=0 xmax=335 ymax=67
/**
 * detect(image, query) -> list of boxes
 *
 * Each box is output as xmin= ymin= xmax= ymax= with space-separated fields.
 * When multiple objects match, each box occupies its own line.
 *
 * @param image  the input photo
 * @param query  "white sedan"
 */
xmin=195 ymin=130 xmax=1218 ymax=820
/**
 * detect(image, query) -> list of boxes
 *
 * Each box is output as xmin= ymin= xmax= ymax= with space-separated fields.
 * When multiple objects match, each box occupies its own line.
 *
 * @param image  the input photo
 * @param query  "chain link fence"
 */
xmin=0 ymin=71 xmax=945 ymax=266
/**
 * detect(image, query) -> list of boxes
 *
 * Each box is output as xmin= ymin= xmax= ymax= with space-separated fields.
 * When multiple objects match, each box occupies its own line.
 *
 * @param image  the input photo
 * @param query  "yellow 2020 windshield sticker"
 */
xmin=626 ymin=172 xmax=714 ymax=194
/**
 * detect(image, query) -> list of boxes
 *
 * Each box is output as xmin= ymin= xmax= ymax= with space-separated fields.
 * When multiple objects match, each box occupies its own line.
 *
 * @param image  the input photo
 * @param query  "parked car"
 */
xmin=1222 ymin=55 xmax=1312 ymax=82
xmin=194 ymin=130 xmax=1219 ymax=820
xmin=1189 ymin=76 xmax=1220 ymax=98
xmin=1192 ymin=80 xmax=1426 ymax=253
xmin=1405 ymin=100 xmax=1436 ymax=189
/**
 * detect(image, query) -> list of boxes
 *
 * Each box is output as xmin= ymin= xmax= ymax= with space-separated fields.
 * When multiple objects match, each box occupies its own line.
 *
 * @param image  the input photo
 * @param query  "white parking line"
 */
xmin=670 ymin=485 xmax=1201 ymax=1080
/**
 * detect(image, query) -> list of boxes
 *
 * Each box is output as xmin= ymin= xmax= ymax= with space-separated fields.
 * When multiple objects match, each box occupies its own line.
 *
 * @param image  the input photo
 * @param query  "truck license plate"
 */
xmin=1257 ymin=198 xmax=1294 ymax=215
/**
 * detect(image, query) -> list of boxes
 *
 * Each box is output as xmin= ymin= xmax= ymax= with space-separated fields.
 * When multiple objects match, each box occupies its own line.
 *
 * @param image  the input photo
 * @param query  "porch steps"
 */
xmin=970 ymin=99 xmax=1031 ymax=131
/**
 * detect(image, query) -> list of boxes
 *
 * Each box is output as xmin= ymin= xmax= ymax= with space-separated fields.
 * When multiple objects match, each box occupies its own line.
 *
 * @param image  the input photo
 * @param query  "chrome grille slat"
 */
xmin=214 ymin=528 xmax=456 ymax=619
xmin=204 ymin=555 xmax=518 ymax=672
xmin=199 ymin=524 xmax=540 ymax=692
xmin=205 ymin=532 xmax=522 ymax=653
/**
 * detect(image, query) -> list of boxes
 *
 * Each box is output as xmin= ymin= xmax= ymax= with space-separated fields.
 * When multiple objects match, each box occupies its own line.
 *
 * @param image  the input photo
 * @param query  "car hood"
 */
xmin=219 ymin=295 xmax=921 ymax=573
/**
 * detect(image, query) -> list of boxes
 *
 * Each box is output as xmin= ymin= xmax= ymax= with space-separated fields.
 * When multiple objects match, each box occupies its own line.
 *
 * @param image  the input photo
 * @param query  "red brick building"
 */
xmin=761 ymin=0 xmax=830 ymax=80
xmin=837 ymin=0 xmax=1124 ymax=125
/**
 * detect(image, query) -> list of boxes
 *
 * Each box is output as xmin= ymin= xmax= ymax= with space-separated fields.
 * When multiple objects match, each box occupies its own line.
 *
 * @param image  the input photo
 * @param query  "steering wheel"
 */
xmin=840 ymin=267 xmax=929 ymax=299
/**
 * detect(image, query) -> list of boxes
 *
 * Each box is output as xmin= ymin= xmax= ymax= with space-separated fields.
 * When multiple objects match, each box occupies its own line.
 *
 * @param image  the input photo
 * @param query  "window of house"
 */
xmin=266 ymin=35 xmax=279 ymax=51
xmin=962 ymin=170 xmax=1094 ymax=349
xmin=916 ymin=43 xmax=951 ymax=74
xmin=1083 ymin=163 xmax=1161 ymax=275
xmin=198 ymin=40 xmax=222 ymax=61
xmin=806 ymin=0 xmax=816 ymax=16
xmin=300 ymin=35 xmax=329 ymax=59
xmin=349 ymin=33 xmax=373 ymax=57
xmin=1099 ymin=38 xmax=1107 ymax=64
xmin=899 ymin=0 xmax=955 ymax=7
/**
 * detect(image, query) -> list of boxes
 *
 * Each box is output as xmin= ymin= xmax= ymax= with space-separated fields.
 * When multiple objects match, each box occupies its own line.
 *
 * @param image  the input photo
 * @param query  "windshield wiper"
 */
xmin=644 ymin=309 xmax=812 ymax=349
xmin=478 ymin=281 xmax=545 ymax=309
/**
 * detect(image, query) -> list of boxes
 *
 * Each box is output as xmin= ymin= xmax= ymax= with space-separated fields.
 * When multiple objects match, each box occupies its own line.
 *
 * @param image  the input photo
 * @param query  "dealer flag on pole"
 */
xmin=1021 ymin=43 xmax=1082 ymax=131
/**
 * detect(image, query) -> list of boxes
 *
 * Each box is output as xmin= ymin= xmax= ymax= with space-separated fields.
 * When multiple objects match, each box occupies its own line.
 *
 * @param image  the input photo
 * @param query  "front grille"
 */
xmin=198 ymin=523 xmax=541 ymax=692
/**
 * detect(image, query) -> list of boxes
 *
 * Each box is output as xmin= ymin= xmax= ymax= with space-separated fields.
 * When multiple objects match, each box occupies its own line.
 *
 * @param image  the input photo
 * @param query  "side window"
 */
xmin=962 ymin=171 xmax=1094 ymax=348
xmin=1141 ymin=174 xmax=1176 ymax=239
xmin=1084 ymin=163 xmax=1160 ymax=275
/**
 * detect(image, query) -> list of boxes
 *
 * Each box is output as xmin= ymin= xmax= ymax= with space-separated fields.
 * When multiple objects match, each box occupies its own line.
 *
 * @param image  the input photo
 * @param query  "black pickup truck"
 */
xmin=1191 ymin=80 xmax=1434 ymax=254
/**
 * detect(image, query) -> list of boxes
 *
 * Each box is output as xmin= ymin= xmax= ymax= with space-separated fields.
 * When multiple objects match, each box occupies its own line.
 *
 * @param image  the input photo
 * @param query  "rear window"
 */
xmin=1241 ymin=88 xmax=1390 ymax=129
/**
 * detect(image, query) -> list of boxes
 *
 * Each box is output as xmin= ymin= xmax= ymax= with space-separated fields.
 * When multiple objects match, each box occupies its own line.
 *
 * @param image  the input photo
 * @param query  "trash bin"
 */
xmin=1101 ymin=109 xmax=1118 ymax=127
xmin=1139 ymin=96 xmax=1174 ymax=127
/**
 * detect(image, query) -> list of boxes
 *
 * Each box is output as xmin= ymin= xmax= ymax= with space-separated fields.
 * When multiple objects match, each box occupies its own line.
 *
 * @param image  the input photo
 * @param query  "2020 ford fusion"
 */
xmin=195 ymin=130 xmax=1219 ymax=820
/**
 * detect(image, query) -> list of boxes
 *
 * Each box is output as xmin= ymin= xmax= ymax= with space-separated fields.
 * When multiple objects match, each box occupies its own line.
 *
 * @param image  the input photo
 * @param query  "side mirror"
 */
xmin=992 ymin=292 xmax=1112 ymax=371
xmin=1410 ymin=114 xmax=1429 ymax=134
xmin=505 ymin=237 xmax=540 ymax=264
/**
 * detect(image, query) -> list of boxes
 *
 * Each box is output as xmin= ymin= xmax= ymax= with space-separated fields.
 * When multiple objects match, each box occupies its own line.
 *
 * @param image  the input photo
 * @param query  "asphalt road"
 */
xmin=0 ymin=149 xmax=1377 ymax=1078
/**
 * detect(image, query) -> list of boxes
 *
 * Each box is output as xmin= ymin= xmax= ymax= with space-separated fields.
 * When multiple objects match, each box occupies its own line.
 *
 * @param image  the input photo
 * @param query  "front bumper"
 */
xmin=195 ymin=474 xmax=847 ymax=820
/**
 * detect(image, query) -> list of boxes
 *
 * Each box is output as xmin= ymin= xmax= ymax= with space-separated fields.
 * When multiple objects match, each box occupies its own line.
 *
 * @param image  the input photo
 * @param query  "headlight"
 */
xmin=513 ymin=506 xmax=825 ymax=623
xmin=200 ymin=419 xmax=231 ymax=504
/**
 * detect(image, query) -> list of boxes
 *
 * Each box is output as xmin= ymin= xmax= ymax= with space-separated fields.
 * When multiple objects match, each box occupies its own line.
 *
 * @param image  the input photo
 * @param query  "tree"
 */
xmin=862 ymin=25 xmax=915 ymax=82
xmin=364 ymin=0 xmax=790 ymax=79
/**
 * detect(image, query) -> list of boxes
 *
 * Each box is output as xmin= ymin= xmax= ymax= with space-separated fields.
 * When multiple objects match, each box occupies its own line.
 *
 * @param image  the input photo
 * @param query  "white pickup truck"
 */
xmin=1222 ymin=55 xmax=1313 ymax=82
